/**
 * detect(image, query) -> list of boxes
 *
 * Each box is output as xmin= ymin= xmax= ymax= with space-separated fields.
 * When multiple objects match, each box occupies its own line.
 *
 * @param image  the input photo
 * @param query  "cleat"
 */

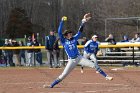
xmin=96 ymin=71 xmax=99 ymax=73
xmin=81 ymin=69 xmax=84 ymax=73
xmin=81 ymin=66 xmax=84 ymax=73
xmin=50 ymin=85 xmax=53 ymax=88
xmin=106 ymin=76 xmax=113 ymax=81
xmin=43 ymin=84 xmax=51 ymax=88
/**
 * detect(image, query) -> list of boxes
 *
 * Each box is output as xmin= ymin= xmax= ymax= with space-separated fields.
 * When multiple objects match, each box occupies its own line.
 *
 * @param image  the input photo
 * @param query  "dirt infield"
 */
xmin=0 ymin=66 xmax=140 ymax=93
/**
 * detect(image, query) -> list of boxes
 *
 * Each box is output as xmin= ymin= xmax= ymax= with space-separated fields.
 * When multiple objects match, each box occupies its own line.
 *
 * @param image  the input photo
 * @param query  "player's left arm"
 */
xmin=74 ymin=13 xmax=92 ymax=40
xmin=79 ymin=13 xmax=92 ymax=32
xmin=58 ymin=17 xmax=66 ymax=43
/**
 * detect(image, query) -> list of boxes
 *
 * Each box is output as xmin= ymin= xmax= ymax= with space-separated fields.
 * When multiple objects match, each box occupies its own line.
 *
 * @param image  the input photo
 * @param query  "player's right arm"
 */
xmin=58 ymin=17 xmax=67 ymax=43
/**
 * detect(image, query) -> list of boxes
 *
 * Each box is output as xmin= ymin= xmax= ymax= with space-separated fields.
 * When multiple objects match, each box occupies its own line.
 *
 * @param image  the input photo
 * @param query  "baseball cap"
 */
xmin=92 ymin=35 xmax=98 ymax=38
xmin=63 ymin=30 xmax=72 ymax=36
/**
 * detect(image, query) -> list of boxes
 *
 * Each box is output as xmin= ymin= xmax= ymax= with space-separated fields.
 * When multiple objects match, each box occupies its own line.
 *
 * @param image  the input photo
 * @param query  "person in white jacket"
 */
xmin=130 ymin=33 xmax=140 ymax=42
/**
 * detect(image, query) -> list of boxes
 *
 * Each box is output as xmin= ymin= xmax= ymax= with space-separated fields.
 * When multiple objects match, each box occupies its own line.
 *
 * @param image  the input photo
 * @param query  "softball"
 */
xmin=62 ymin=16 xmax=67 ymax=21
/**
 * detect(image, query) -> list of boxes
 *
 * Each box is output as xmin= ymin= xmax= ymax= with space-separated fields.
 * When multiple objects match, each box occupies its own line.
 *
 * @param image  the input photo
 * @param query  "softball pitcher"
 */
xmin=48 ymin=13 xmax=113 ymax=88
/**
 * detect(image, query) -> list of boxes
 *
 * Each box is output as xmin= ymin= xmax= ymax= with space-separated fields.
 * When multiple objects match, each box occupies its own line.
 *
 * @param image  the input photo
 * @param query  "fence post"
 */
xmin=132 ymin=47 xmax=135 ymax=65
xmin=62 ymin=48 xmax=65 ymax=66
xmin=34 ymin=52 xmax=36 ymax=66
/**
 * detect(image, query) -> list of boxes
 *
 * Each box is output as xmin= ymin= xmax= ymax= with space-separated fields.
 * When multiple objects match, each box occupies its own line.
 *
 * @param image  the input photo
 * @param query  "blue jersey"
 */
xmin=58 ymin=21 xmax=84 ymax=58
xmin=84 ymin=40 xmax=99 ymax=55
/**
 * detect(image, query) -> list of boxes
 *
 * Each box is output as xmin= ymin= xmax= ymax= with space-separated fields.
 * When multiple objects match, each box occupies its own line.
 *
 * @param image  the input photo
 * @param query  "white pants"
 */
xmin=83 ymin=51 xmax=98 ymax=67
xmin=27 ymin=53 xmax=33 ymax=66
xmin=58 ymin=55 xmax=100 ymax=80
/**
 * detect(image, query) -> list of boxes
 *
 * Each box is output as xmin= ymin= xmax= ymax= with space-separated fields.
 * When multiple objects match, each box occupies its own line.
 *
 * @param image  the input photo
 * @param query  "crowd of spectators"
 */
xmin=0 ymin=32 xmax=140 ymax=67
xmin=1 ymin=37 xmax=43 ymax=67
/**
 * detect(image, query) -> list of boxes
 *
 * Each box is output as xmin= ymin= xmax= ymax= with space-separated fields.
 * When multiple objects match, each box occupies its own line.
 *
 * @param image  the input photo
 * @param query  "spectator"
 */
xmin=19 ymin=41 xmax=26 ymax=66
xmin=105 ymin=34 xmax=116 ymax=45
xmin=45 ymin=30 xmax=59 ymax=68
xmin=26 ymin=36 xmax=34 ymax=66
xmin=33 ymin=38 xmax=43 ymax=66
xmin=121 ymin=35 xmax=129 ymax=42
xmin=2 ymin=39 xmax=14 ymax=66
xmin=130 ymin=33 xmax=140 ymax=42
xmin=105 ymin=34 xmax=117 ymax=52
xmin=2 ymin=39 xmax=9 ymax=66
xmin=12 ymin=40 xmax=20 ymax=66
xmin=79 ymin=37 xmax=88 ymax=54
xmin=53 ymin=38 xmax=61 ymax=67
xmin=130 ymin=33 xmax=140 ymax=52
xmin=81 ymin=37 xmax=88 ymax=45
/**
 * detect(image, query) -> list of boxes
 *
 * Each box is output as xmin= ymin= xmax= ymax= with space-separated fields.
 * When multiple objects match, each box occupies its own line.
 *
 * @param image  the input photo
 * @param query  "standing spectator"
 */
xmin=12 ymin=40 xmax=20 ymax=66
xmin=121 ymin=35 xmax=129 ymax=42
xmin=19 ymin=41 xmax=26 ymax=66
xmin=130 ymin=33 xmax=140 ymax=42
xmin=2 ymin=39 xmax=9 ymax=66
xmin=8 ymin=39 xmax=14 ymax=66
xmin=80 ymin=37 xmax=88 ymax=54
xmin=81 ymin=37 xmax=88 ymax=45
xmin=53 ymin=38 xmax=61 ymax=67
xmin=33 ymin=38 xmax=43 ymax=66
xmin=45 ymin=30 xmax=59 ymax=68
xmin=26 ymin=36 xmax=34 ymax=66
xmin=3 ymin=39 xmax=14 ymax=66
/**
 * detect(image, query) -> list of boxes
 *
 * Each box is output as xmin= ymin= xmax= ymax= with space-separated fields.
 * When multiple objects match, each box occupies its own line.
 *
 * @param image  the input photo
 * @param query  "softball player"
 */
xmin=81 ymin=35 xmax=100 ymax=73
xmin=48 ymin=13 xmax=113 ymax=88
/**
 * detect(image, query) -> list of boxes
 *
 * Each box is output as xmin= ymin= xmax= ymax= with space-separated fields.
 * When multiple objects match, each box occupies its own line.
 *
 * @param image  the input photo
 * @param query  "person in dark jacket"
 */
xmin=3 ymin=39 xmax=14 ymax=66
xmin=12 ymin=40 xmax=20 ymax=66
xmin=33 ymin=38 xmax=42 ymax=66
xmin=105 ymin=34 xmax=117 ymax=52
xmin=121 ymin=35 xmax=129 ymax=42
xmin=105 ymin=34 xmax=116 ymax=45
xmin=45 ymin=30 xmax=59 ymax=68
xmin=19 ymin=41 xmax=26 ymax=66
xmin=26 ymin=36 xmax=34 ymax=66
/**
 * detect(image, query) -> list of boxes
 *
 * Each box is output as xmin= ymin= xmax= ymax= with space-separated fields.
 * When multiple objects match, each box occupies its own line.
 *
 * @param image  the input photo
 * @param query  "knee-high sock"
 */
xmin=50 ymin=79 xmax=61 ymax=88
xmin=97 ymin=68 xmax=107 ymax=77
